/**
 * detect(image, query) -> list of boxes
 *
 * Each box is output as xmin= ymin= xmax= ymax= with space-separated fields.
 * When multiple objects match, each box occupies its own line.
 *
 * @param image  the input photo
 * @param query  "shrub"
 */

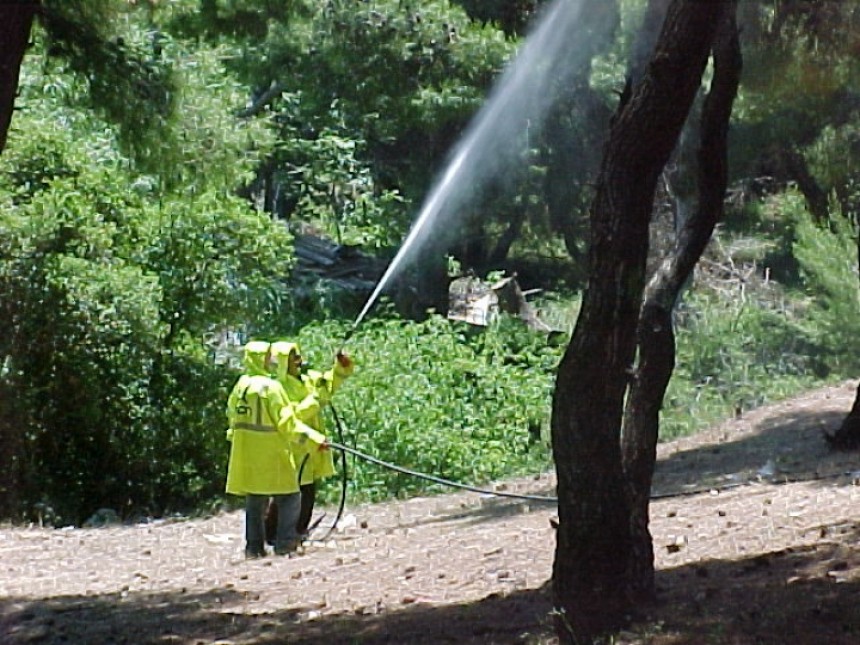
xmin=792 ymin=200 xmax=860 ymax=371
xmin=284 ymin=311 xmax=561 ymax=503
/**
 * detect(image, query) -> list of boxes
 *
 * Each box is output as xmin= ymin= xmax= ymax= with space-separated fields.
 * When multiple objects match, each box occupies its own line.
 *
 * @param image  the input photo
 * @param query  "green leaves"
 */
xmin=792 ymin=199 xmax=860 ymax=370
xmin=0 ymin=40 xmax=295 ymax=523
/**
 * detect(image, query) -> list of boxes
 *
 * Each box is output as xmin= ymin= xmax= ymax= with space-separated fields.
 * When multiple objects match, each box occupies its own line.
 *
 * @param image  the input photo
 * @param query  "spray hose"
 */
xmin=325 ymin=405 xmax=557 ymax=505
xmin=338 ymin=324 xmax=358 ymax=351
xmin=307 ymin=407 xmax=857 ymax=541
xmin=328 ymin=440 xmax=558 ymax=503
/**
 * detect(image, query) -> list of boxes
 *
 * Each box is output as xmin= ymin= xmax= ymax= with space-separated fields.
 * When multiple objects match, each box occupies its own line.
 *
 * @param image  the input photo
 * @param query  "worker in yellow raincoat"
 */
xmin=269 ymin=340 xmax=354 ymax=539
xmin=225 ymin=341 xmax=327 ymax=558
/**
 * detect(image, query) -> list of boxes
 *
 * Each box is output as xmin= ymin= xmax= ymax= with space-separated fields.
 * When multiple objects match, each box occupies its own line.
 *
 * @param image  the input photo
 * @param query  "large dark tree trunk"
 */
xmin=0 ymin=1 xmax=38 ymax=155
xmin=830 ymin=225 xmax=860 ymax=450
xmin=621 ymin=6 xmax=742 ymax=600
xmin=550 ymin=2 xmax=731 ymax=641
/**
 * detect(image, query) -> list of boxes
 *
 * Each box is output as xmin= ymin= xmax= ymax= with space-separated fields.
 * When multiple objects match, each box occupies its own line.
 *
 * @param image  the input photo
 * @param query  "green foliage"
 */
xmin=38 ymin=0 xmax=177 ymax=169
xmin=0 ymin=53 xmax=294 ymax=524
xmin=806 ymin=115 xmax=860 ymax=215
xmin=137 ymin=192 xmax=293 ymax=336
xmin=3 ymin=0 xmax=859 ymax=527
xmin=287 ymin=312 xmax=561 ymax=503
xmin=269 ymin=115 xmax=410 ymax=248
xmin=140 ymin=40 xmax=276 ymax=190
xmin=453 ymin=0 xmax=537 ymax=37
xmin=163 ymin=0 xmax=517 ymax=249
xmin=662 ymin=288 xmax=827 ymax=441
xmin=792 ymin=203 xmax=860 ymax=371
xmin=731 ymin=2 xmax=860 ymax=178
xmin=30 ymin=15 xmax=275 ymax=189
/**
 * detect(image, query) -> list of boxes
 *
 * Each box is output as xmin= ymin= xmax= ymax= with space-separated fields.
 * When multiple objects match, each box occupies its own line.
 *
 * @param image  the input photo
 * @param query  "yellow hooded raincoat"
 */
xmin=269 ymin=341 xmax=354 ymax=486
xmin=225 ymin=341 xmax=308 ymax=496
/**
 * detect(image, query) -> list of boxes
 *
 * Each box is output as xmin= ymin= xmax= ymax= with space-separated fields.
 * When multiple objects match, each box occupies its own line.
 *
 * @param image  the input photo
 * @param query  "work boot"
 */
xmin=274 ymin=539 xmax=300 ymax=556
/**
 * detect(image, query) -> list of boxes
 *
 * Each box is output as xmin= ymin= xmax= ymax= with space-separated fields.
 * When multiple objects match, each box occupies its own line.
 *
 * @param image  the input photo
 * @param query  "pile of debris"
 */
xmin=447 ymin=273 xmax=552 ymax=331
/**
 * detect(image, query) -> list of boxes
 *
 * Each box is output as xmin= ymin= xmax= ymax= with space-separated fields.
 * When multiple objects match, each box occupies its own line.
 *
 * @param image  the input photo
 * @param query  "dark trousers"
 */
xmin=265 ymin=482 xmax=317 ymax=544
xmin=247 ymin=493 xmax=299 ymax=555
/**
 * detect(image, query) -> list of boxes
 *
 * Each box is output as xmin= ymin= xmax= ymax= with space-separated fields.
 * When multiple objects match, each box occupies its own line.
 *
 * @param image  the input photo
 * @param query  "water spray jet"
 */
xmin=344 ymin=0 xmax=600 ymax=341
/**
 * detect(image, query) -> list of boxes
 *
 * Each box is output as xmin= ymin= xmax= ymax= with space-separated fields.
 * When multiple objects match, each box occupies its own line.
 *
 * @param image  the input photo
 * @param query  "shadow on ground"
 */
xmin=0 ymin=583 xmax=556 ymax=645
xmin=634 ymin=522 xmax=860 ymax=645
xmin=653 ymin=407 xmax=855 ymax=497
xmin=4 ymin=520 xmax=859 ymax=645
xmin=392 ymin=491 xmax=557 ymax=532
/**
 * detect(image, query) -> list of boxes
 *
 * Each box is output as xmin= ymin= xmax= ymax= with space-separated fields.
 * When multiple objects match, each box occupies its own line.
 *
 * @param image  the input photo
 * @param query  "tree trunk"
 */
xmin=840 ymin=229 xmax=860 ymax=449
xmin=551 ymin=2 xmax=731 ymax=641
xmin=756 ymin=146 xmax=830 ymax=223
xmin=621 ymin=7 xmax=741 ymax=600
xmin=0 ymin=1 xmax=38 ymax=155
xmin=826 ymin=381 xmax=860 ymax=450
xmin=488 ymin=207 xmax=525 ymax=266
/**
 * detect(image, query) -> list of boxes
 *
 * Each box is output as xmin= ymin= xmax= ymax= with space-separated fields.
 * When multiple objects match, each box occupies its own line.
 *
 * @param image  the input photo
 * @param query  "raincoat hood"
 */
xmin=242 ymin=341 xmax=271 ymax=376
xmin=270 ymin=340 xmax=301 ymax=381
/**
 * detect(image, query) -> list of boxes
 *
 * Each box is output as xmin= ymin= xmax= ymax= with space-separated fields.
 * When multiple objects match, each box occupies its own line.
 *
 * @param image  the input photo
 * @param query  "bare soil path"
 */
xmin=2 ymin=382 xmax=859 ymax=644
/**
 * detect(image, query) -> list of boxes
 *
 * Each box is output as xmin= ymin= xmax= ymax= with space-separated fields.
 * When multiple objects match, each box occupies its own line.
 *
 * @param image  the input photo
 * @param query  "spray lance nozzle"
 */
xmin=338 ymin=323 xmax=359 ymax=354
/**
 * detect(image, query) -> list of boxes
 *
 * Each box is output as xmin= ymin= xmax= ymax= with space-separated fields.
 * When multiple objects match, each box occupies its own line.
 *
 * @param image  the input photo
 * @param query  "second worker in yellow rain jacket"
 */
xmin=269 ymin=340 xmax=355 ymax=537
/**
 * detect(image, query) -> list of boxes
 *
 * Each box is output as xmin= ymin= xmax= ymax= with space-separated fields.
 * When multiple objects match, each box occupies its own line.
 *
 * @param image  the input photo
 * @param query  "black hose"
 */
xmin=310 ymin=405 xmax=351 ymax=542
xmin=327 ymin=440 xmax=558 ymax=504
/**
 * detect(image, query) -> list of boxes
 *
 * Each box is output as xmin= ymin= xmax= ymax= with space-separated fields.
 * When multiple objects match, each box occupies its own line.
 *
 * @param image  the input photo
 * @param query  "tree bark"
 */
xmin=0 ymin=1 xmax=39 ymax=155
xmin=621 ymin=6 xmax=742 ymax=600
xmin=834 ymin=226 xmax=860 ymax=450
xmin=488 ymin=207 xmax=525 ymax=266
xmin=551 ymin=2 xmax=731 ymax=641
xmin=826 ymin=381 xmax=860 ymax=450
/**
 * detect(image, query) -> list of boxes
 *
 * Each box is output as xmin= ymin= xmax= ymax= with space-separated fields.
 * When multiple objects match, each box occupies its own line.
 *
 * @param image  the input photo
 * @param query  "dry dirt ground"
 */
xmin=2 ymin=382 xmax=860 ymax=645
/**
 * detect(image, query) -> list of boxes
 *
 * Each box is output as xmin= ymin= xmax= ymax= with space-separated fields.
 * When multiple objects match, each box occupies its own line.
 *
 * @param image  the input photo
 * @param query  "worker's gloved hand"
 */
xmin=336 ymin=351 xmax=352 ymax=369
xmin=318 ymin=439 xmax=331 ymax=452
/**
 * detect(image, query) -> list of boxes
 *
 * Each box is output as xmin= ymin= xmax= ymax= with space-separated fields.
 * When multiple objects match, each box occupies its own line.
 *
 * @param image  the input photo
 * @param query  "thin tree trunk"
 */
xmin=488 ymin=208 xmax=525 ymax=265
xmin=551 ymin=2 xmax=731 ymax=641
xmin=621 ymin=6 xmax=742 ymax=600
xmin=757 ymin=146 xmax=830 ymax=223
xmin=826 ymin=381 xmax=860 ymax=450
xmin=0 ymin=1 xmax=38 ymax=155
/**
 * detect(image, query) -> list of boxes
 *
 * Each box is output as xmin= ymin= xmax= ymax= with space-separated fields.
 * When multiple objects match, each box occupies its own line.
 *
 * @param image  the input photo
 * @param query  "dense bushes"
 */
xmin=792 ymin=202 xmax=860 ymax=372
xmin=0 ymin=163 xmax=291 ymax=524
xmin=288 ymin=313 xmax=561 ymax=503
xmin=0 ymin=47 xmax=292 ymax=525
